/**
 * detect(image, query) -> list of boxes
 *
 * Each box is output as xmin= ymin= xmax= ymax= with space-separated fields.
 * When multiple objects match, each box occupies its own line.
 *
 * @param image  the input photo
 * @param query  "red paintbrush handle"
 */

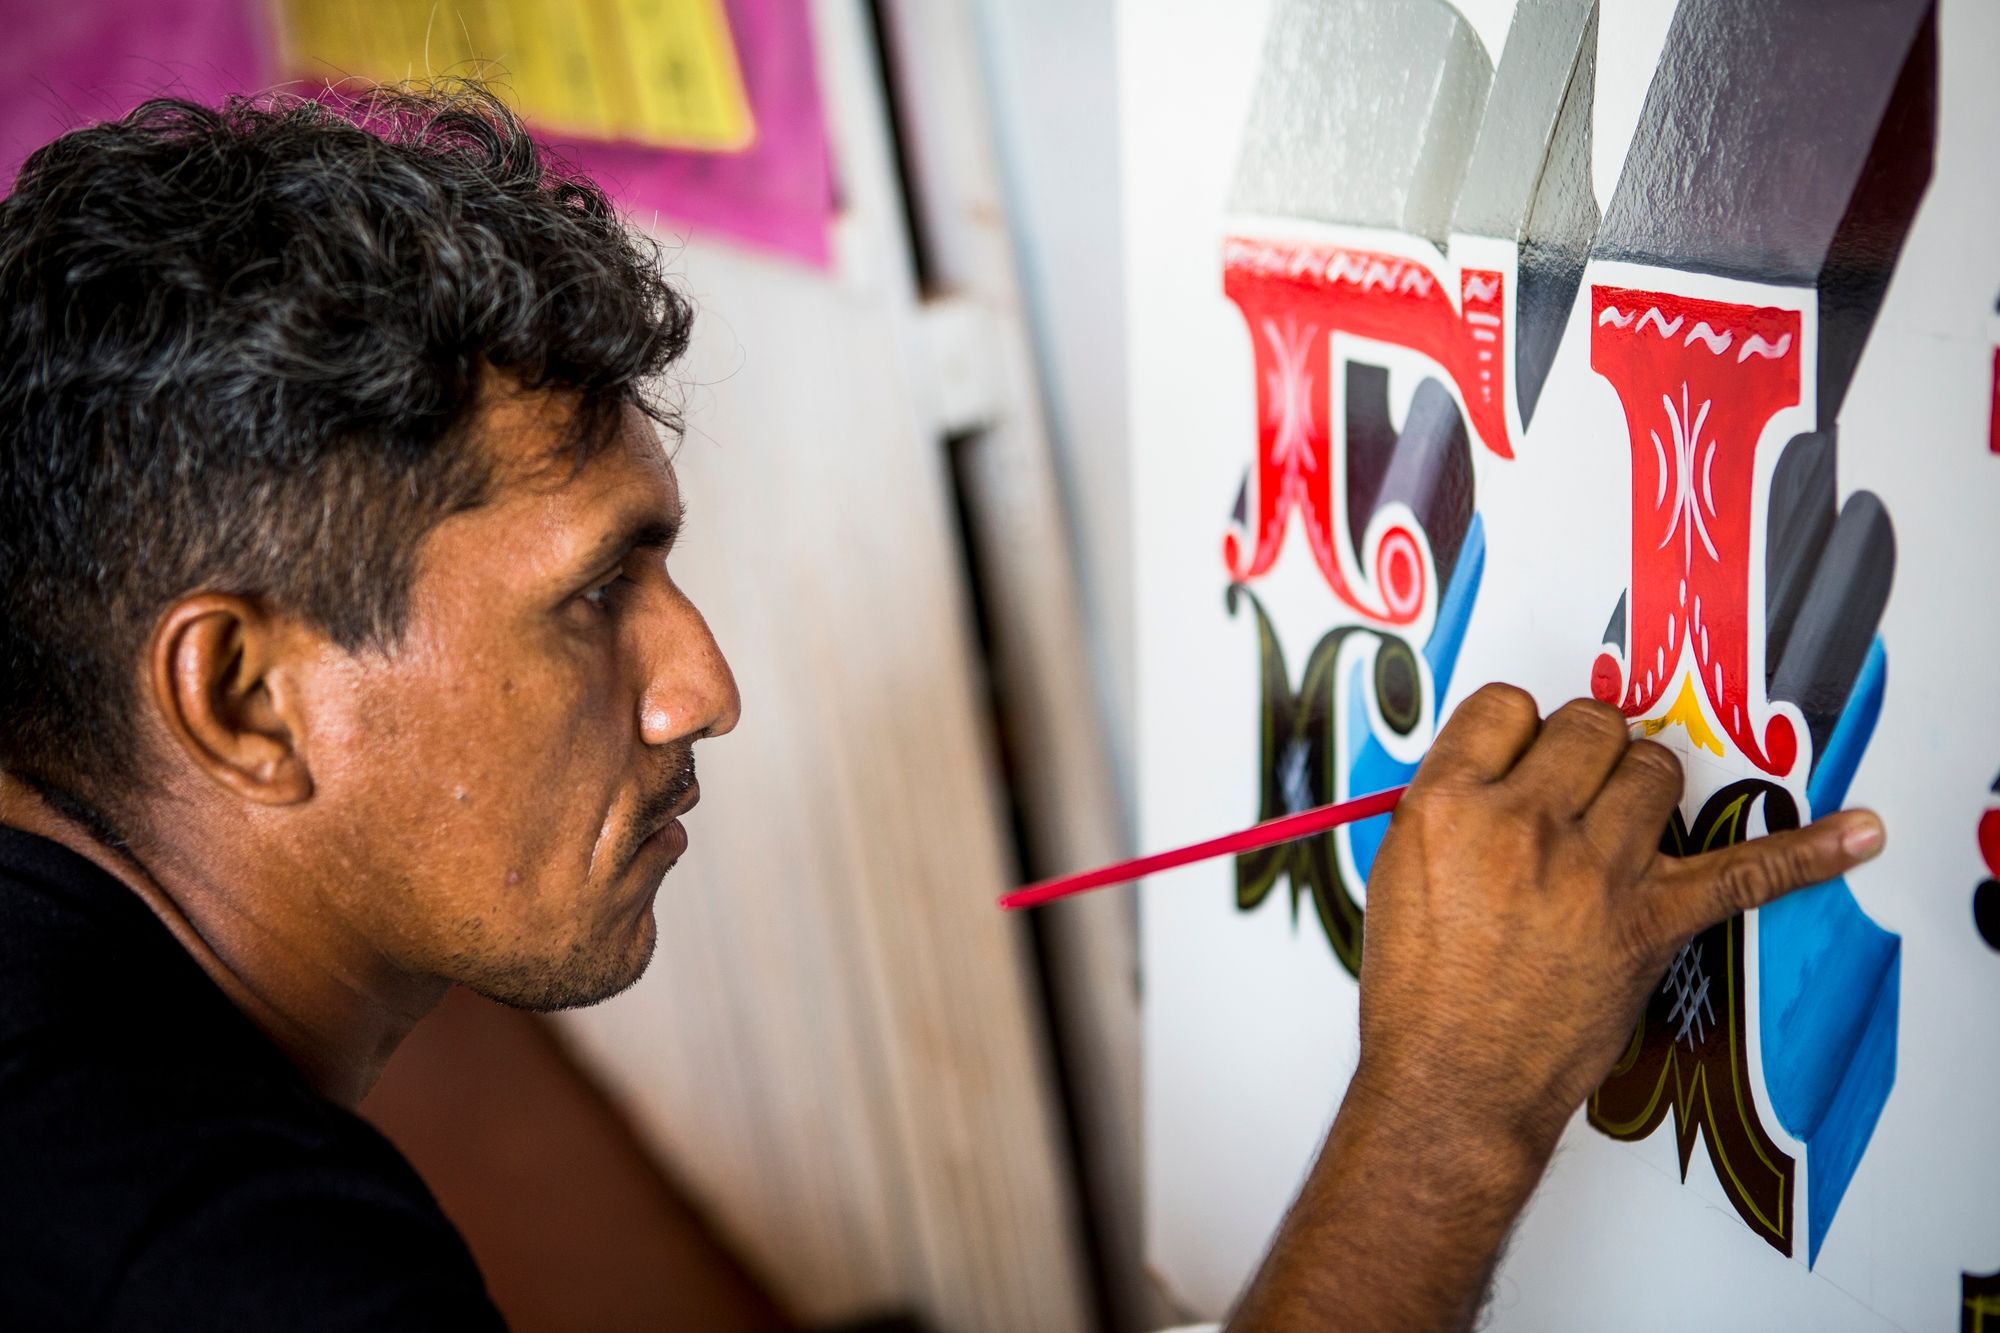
xmin=998 ymin=783 xmax=1409 ymax=911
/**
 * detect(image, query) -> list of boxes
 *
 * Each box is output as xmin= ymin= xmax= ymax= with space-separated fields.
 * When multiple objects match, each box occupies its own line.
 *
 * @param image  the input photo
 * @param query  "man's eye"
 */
xmin=582 ymin=574 xmax=631 ymax=612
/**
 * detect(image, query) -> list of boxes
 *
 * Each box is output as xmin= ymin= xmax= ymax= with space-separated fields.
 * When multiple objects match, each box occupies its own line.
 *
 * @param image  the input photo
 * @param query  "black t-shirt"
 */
xmin=0 ymin=827 xmax=507 ymax=1330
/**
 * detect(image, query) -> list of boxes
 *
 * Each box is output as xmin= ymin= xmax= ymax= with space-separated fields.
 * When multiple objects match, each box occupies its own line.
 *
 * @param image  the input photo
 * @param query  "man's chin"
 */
xmin=457 ymin=912 xmax=659 ymax=1013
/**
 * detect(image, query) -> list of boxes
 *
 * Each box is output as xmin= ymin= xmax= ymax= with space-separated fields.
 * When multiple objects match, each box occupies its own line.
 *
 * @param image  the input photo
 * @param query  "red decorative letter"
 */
xmin=1222 ymin=236 xmax=1511 ymax=625
xmin=1588 ymin=287 xmax=1802 ymax=777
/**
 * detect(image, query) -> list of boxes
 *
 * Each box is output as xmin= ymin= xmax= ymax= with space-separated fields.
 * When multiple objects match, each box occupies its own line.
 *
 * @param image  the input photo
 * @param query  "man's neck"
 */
xmin=0 ymin=775 xmax=444 ymax=1107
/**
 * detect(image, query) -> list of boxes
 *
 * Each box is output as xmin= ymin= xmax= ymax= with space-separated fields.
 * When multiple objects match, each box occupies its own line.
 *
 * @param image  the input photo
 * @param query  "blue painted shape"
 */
xmin=1805 ymin=948 xmax=1898 ymax=1264
xmin=1807 ymin=637 xmax=1886 ymax=814
xmin=1346 ymin=518 xmax=1486 ymax=879
xmin=1758 ymin=637 xmax=1899 ymax=1266
xmin=1424 ymin=515 xmax=1484 ymax=689
xmin=1347 ymin=670 xmax=1401 ymax=878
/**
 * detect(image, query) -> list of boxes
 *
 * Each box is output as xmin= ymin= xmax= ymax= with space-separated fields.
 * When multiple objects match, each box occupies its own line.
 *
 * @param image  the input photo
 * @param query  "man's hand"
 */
xmin=1354 ymin=683 xmax=1883 ymax=1162
xmin=1226 ymin=684 xmax=1885 ymax=1333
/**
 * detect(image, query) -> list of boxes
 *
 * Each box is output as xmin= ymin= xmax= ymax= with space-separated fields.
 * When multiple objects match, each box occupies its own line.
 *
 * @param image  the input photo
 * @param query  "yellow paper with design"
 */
xmin=273 ymin=0 xmax=757 ymax=152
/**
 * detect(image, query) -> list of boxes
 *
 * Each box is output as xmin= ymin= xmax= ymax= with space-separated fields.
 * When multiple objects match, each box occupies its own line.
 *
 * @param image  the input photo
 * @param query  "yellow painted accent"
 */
xmin=273 ymin=0 xmax=758 ymax=152
xmin=1639 ymin=674 xmax=1726 ymax=758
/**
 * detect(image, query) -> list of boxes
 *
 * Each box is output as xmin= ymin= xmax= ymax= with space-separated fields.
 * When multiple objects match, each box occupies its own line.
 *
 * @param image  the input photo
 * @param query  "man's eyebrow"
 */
xmin=577 ymin=498 xmax=685 ymax=574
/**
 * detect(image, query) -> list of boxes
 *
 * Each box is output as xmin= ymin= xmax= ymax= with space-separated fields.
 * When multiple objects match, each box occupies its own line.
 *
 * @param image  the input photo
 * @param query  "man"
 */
xmin=0 ymin=88 xmax=1881 ymax=1331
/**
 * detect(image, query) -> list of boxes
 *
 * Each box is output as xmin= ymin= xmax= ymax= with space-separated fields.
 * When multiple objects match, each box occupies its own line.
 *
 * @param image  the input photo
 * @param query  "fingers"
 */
xmin=1642 ymin=810 xmax=1887 ymax=945
xmin=1418 ymin=683 xmax=1542 ymax=785
xmin=1582 ymin=739 xmax=1685 ymax=878
xmin=1508 ymin=699 xmax=1636 ymax=816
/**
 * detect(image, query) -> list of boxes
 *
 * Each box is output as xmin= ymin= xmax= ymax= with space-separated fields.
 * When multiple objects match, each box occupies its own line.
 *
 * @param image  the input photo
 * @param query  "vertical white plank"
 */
xmin=876 ymin=0 xmax=1159 ymax=1326
xmin=553 ymin=2 xmax=1098 ymax=1329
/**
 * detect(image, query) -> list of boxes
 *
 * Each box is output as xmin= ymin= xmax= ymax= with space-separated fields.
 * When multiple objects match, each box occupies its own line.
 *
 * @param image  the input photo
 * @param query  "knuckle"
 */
xmin=1774 ymin=837 xmax=1830 ymax=891
xmin=1472 ymin=681 xmax=1540 ymax=729
xmin=1396 ymin=785 xmax=1435 ymax=817
xmin=1400 ymin=785 xmax=1461 ymax=831
xmin=1557 ymin=696 xmax=1628 ymax=740
xmin=1713 ymin=857 xmax=1779 ymax=917
xmin=1706 ymin=836 xmax=1829 ymax=919
xmin=1625 ymin=739 xmax=1684 ymax=788
xmin=1403 ymin=784 xmax=1495 ymax=843
xmin=1391 ymin=785 xmax=1440 ymax=828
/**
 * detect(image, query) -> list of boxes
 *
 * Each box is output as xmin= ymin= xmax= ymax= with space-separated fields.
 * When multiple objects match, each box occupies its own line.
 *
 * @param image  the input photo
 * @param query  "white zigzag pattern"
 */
xmin=1637 ymin=307 xmax=1685 ymax=338
xmin=1683 ymin=321 xmax=1732 ymax=354
xmin=1737 ymin=332 xmax=1793 ymax=363
xmin=1599 ymin=305 xmax=1796 ymax=364
xmin=1222 ymin=239 xmax=1441 ymax=299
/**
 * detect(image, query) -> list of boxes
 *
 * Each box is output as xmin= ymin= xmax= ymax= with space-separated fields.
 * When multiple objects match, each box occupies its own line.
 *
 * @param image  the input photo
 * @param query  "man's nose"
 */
xmin=638 ymin=593 xmax=741 ymax=746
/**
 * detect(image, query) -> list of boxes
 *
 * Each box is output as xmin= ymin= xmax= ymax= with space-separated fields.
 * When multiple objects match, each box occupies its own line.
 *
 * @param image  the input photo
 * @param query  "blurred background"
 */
xmin=1 ymin=2 xmax=1149 ymax=1330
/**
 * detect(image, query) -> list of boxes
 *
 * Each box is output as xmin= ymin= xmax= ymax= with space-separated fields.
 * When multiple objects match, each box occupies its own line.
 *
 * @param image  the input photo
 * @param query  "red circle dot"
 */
xmin=1764 ymin=715 xmax=1798 ymax=779
xmin=1590 ymin=653 xmax=1622 ymax=706
xmin=1378 ymin=530 xmax=1423 ymax=620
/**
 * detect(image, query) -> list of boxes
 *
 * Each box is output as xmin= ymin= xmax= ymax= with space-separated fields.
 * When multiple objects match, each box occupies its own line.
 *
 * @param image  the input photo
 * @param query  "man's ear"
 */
xmin=147 ymin=595 xmax=314 ymax=805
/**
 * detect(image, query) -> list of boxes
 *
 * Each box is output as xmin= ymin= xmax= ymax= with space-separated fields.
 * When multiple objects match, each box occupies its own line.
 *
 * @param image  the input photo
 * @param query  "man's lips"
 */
xmin=637 ymin=782 xmax=699 ymax=861
xmin=644 ymin=817 xmax=689 ymax=862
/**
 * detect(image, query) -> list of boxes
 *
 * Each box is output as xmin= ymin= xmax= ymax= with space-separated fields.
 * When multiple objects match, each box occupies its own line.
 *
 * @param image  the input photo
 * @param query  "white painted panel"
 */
xmin=1128 ymin=0 xmax=2000 ymax=1326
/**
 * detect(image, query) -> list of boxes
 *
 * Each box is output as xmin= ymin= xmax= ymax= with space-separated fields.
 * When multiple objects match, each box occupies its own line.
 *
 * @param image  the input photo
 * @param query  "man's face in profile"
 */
xmin=298 ymin=386 xmax=741 ymax=1011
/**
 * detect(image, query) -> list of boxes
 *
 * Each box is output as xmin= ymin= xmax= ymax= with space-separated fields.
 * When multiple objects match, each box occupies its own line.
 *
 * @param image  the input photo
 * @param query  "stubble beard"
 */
xmin=451 ymin=905 xmax=661 ymax=1012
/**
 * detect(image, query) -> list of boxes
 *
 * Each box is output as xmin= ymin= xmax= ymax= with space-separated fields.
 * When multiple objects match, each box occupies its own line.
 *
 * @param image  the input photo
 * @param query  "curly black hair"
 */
xmin=0 ymin=83 xmax=694 ymax=839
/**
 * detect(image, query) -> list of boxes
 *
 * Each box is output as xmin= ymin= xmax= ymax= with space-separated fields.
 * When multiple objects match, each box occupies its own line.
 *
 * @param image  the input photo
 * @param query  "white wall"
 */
xmin=1124 ymin=0 xmax=2000 ymax=1325
xmin=971 ymin=0 xmax=1135 ymax=826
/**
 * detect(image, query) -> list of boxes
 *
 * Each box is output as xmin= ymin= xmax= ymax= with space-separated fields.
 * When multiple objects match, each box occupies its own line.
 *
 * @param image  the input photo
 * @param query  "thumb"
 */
xmin=1647 ymin=809 xmax=1886 ymax=945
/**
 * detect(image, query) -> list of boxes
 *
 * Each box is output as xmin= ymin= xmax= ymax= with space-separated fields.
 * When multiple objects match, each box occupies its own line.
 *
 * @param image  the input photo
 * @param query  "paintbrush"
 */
xmin=999 ymin=783 xmax=1408 ymax=910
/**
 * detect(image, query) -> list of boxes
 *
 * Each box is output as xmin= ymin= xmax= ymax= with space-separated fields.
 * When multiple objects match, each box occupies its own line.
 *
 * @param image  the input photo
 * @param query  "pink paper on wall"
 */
xmin=0 ymin=0 xmax=268 ymax=190
xmin=540 ymin=0 xmax=835 ymax=268
xmin=0 ymin=0 xmax=834 ymax=268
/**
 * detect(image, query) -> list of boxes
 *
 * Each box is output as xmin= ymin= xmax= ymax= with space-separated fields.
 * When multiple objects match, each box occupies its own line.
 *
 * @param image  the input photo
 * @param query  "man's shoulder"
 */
xmin=89 ymin=1101 xmax=505 ymax=1332
xmin=1 ymin=997 xmax=502 ymax=1329
xmin=0 ymin=832 xmax=504 ymax=1330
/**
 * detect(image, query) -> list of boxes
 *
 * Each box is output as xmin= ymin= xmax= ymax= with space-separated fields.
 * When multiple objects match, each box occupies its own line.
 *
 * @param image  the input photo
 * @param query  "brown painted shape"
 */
xmin=1967 ymin=1270 xmax=2000 ymax=1333
xmin=1588 ymin=781 xmax=1798 ymax=1256
xmin=1230 ymin=584 xmax=1369 ymax=975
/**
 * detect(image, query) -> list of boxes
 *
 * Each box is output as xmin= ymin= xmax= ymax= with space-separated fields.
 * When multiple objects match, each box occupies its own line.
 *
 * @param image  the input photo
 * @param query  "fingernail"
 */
xmin=1841 ymin=814 xmax=1885 ymax=861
